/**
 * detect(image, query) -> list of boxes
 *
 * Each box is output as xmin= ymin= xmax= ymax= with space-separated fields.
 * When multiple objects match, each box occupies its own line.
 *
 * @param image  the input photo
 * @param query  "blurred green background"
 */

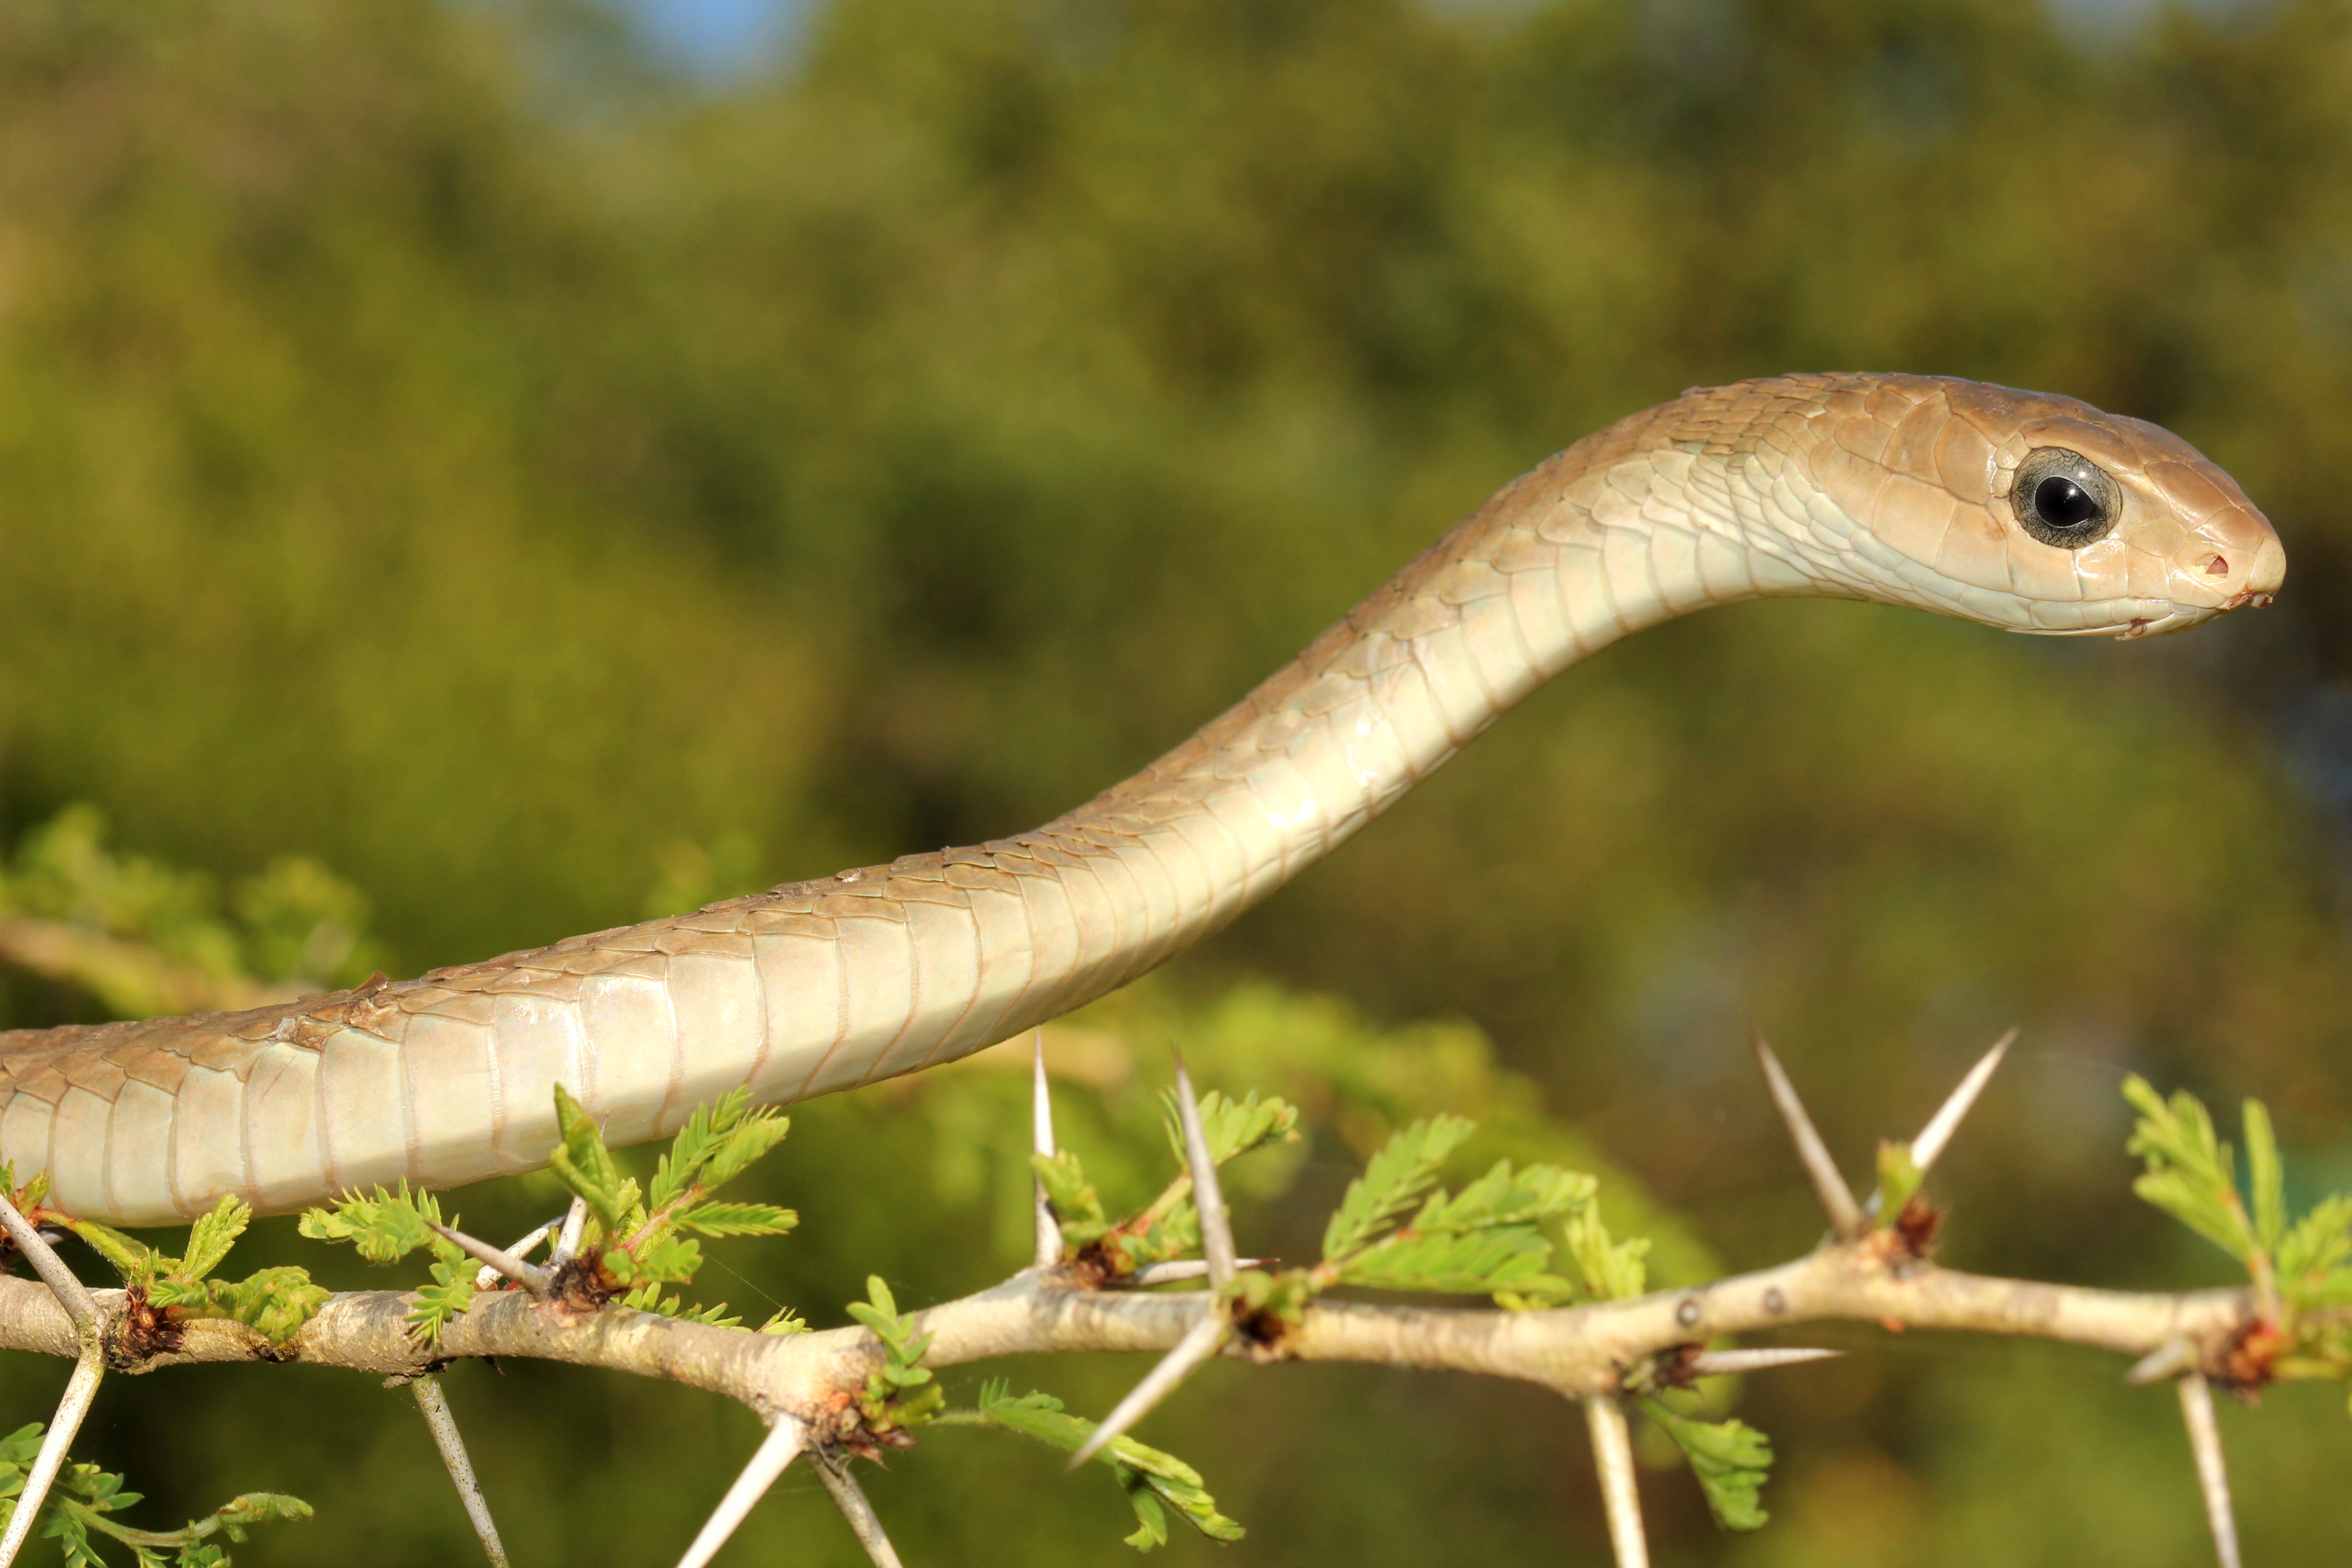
xmin=2 ymin=0 xmax=2351 ymax=1561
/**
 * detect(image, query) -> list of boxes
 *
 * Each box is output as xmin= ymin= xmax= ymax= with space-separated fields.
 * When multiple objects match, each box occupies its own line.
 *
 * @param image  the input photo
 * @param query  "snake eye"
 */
xmin=2012 ymin=447 xmax=2121 ymax=549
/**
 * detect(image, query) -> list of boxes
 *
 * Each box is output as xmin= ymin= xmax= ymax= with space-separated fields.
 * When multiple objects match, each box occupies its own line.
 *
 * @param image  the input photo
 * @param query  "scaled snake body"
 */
xmin=0 ymin=373 xmax=2287 ymax=1225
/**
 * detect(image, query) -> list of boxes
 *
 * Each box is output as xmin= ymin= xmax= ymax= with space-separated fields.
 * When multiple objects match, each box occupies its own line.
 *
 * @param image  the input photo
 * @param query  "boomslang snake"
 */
xmin=0 ymin=373 xmax=2285 ymax=1224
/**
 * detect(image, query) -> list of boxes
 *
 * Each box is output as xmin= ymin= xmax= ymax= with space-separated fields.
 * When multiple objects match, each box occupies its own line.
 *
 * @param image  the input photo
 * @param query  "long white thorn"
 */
xmin=1032 ymin=1030 xmax=1061 ymax=1269
xmin=1172 ymin=1051 xmax=1238 ymax=1287
xmin=430 ymin=1224 xmax=552 ymax=1298
xmin=0 ymin=1348 xmax=104 ymax=1568
xmin=548 ymin=1196 xmax=590 ymax=1271
xmin=1749 ymin=1026 xmax=1864 ymax=1238
xmin=472 ymin=1218 xmax=559 ymax=1293
xmin=2127 ymin=1338 xmax=2200 ymax=1388
xmin=0 ymin=1190 xmax=96 ymax=1338
xmin=1124 ymin=1258 xmax=1266 ymax=1289
xmin=2177 ymin=1372 xmax=2242 ymax=1568
xmin=814 ymin=1455 xmax=906 ymax=1568
xmin=412 ymin=1376 xmax=510 ymax=1568
xmin=1686 ymin=1347 xmax=1843 ymax=1377
xmin=1582 ymin=1394 xmax=1650 ymax=1568
xmin=674 ymin=1415 xmax=808 ymax=1568
xmin=1067 ymin=1307 xmax=1229 ymax=1470
xmin=1909 ymin=1027 xmax=2016 ymax=1176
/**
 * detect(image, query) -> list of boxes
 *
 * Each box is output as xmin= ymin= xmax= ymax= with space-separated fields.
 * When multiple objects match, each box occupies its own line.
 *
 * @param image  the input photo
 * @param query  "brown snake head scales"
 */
xmin=0 ymin=372 xmax=2287 ymax=1224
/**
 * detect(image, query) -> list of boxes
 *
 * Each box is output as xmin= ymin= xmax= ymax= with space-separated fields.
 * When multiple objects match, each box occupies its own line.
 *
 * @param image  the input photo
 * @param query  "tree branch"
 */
xmin=0 ymin=1239 xmax=2252 ymax=1431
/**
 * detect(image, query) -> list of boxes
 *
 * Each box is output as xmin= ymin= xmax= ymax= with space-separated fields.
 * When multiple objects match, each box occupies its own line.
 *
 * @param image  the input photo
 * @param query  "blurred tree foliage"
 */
xmin=0 ymin=0 xmax=2350 ymax=1561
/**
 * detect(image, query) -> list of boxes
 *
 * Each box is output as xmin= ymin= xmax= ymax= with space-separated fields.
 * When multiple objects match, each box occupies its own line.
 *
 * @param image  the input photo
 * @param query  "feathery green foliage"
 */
xmin=962 ymin=1381 xmax=1244 ymax=1551
xmin=1641 ymin=1400 xmax=1774 ymax=1531
xmin=0 ymin=1423 xmax=308 ymax=1568
xmin=64 ymin=1199 xmax=327 ymax=1346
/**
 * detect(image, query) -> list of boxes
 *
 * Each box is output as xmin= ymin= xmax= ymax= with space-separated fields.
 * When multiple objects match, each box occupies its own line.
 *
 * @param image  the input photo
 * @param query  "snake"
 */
xmin=0 ymin=373 xmax=2285 ymax=1226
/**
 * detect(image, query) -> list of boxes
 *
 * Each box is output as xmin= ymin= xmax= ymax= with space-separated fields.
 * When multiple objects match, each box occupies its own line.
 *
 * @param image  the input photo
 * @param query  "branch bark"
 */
xmin=0 ymin=1239 xmax=2254 ymax=1432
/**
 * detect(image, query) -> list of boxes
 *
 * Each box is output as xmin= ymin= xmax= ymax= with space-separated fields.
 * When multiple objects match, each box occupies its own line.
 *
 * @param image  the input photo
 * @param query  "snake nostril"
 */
xmin=2205 ymin=555 xmax=2230 ymax=577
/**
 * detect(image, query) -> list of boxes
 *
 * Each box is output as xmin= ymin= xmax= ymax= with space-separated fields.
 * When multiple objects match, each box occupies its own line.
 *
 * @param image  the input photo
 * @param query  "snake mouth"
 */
xmin=2032 ymin=596 xmax=2272 ymax=640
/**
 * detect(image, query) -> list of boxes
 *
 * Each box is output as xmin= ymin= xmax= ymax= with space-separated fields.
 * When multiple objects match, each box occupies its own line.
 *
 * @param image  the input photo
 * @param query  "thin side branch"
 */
xmin=1581 ymin=1394 xmax=1649 ymax=1568
xmin=1749 ymin=1027 xmax=1864 ymax=1236
xmin=0 ymin=1191 xmax=95 ymax=1339
xmin=814 ymin=1454 xmax=907 ymax=1568
xmin=411 ymin=1376 xmax=510 ymax=1568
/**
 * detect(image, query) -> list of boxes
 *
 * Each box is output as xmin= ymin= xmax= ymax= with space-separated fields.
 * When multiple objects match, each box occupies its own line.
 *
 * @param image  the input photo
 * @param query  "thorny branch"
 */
xmin=0 ymin=1235 xmax=2259 ymax=1427
xmin=0 ymin=1036 xmax=2304 ymax=1568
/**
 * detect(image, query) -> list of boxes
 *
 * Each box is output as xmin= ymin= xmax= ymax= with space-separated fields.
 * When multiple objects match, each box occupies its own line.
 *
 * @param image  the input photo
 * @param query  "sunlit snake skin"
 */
xmin=0 ymin=374 xmax=2285 ymax=1224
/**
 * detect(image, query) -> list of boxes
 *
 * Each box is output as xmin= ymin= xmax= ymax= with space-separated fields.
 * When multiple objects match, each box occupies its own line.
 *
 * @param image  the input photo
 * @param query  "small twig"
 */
xmin=1172 ymin=1051 xmax=1238 ymax=1286
xmin=1032 ymin=1031 xmax=1061 ymax=1269
xmin=1686 ymin=1347 xmax=1842 ymax=1376
xmin=0 ymin=1190 xmax=96 ymax=1339
xmin=1581 ymin=1394 xmax=1649 ymax=1568
xmin=0 ymin=1348 xmax=103 ymax=1568
xmin=412 ymin=1376 xmax=510 ymax=1568
xmin=472 ymin=1219 xmax=559 ymax=1293
xmin=430 ymin=1224 xmax=552 ymax=1298
xmin=1068 ymin=1305 xmax=1229 ymax=1470
xmin=1909 ymin=1028 xmax=2016 ymax=1176
xmin=1750 ymin=1025 xmax=1865 ymax=1237
xmin=674 ymin=1415 xmax=807 ymax=1568
xmin=814 ymin=1452 xmax=907 ymax=1568
xmin=548 ymin=1196 xmax=590 ymax=1272
xmin=1123 ymin=1258 xmax=1266 ymax=1289
xmin=2177 ymin=1372 xmax=2242 ymax=1568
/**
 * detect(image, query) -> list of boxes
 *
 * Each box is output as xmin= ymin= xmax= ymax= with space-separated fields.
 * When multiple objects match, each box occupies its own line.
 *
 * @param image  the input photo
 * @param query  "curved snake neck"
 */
xmin=0 ymin=372 xmax=2282 ymax=1223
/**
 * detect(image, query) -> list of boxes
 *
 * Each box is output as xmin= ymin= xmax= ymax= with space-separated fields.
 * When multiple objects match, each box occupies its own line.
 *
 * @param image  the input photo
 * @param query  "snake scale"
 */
xmin=0 ymin=373 xmax=2285 ymax=1225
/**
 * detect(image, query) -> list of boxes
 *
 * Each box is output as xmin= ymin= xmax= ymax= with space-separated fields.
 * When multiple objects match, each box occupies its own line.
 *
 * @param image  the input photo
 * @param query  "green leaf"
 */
xmin=974 ymin=1382 xmax=1245 ymax=1549
xmin=297 ymin=1184 xmax=438 ymax=1264
xmin=617 ymin=1282 xmax=742 ymax=1327
xmin=1030 ymin=1149 xmax=1110 ymax=1245
xmin=675 ymin=1202 xmax=799 ymax=1239
xmin=2277 ymin=1194 xmax=2352 ymax=1313
xmin=1565 ymin=1206 xmax=1649 ymax=1302
xmin=1157 ymin=1089 xmax=1299 ymax=1171
xmin=607 ymin=1235 xmax=702 ymax=1286
xmin=549 ymin=1084 xmax=630 ymax=1235
xmin=202 ymin=1267 xmax=330 ymax=1345
xmin=695 ymin=1108 xmax=791 ymax=1195
xmin=2124 ymin=1077 xmax=2259 ymax=1267
xmin=649 ymin=1089 xmax=747 ymax=1212
xmin=756 ymin=1307 xmax=809 ymax=1335
xmin=59 ymin=1218 xmax=161 ymax=1284
xmin=1643 ymin=1399 xmax=1773 ymax=1530
xmin=179 ymin=1196 xmax=250 ymax=1284
xmin=1876 ymin=1141 xmax=1923 ymax=1221
xmin=405 ymin=1252 xmax=478 ymax=1344
xmin=2244 ymin=1099 xmax=2286 ymax=1255
xmin=1335 ymin=1225 xmax=1574 ymax=1296
xmin=1321 ymin=1115 xmax=1476 ymax=1265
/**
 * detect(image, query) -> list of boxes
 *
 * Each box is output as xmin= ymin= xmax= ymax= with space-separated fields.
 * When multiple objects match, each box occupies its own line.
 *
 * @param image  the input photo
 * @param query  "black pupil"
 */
xmin=2034 ymin=475 xmax=2100 ymax=529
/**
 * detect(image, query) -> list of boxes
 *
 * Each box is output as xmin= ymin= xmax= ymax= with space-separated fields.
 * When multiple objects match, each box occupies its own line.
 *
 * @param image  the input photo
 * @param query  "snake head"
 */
xmin=1803 ymin=374 xmax=2284 ymax=638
